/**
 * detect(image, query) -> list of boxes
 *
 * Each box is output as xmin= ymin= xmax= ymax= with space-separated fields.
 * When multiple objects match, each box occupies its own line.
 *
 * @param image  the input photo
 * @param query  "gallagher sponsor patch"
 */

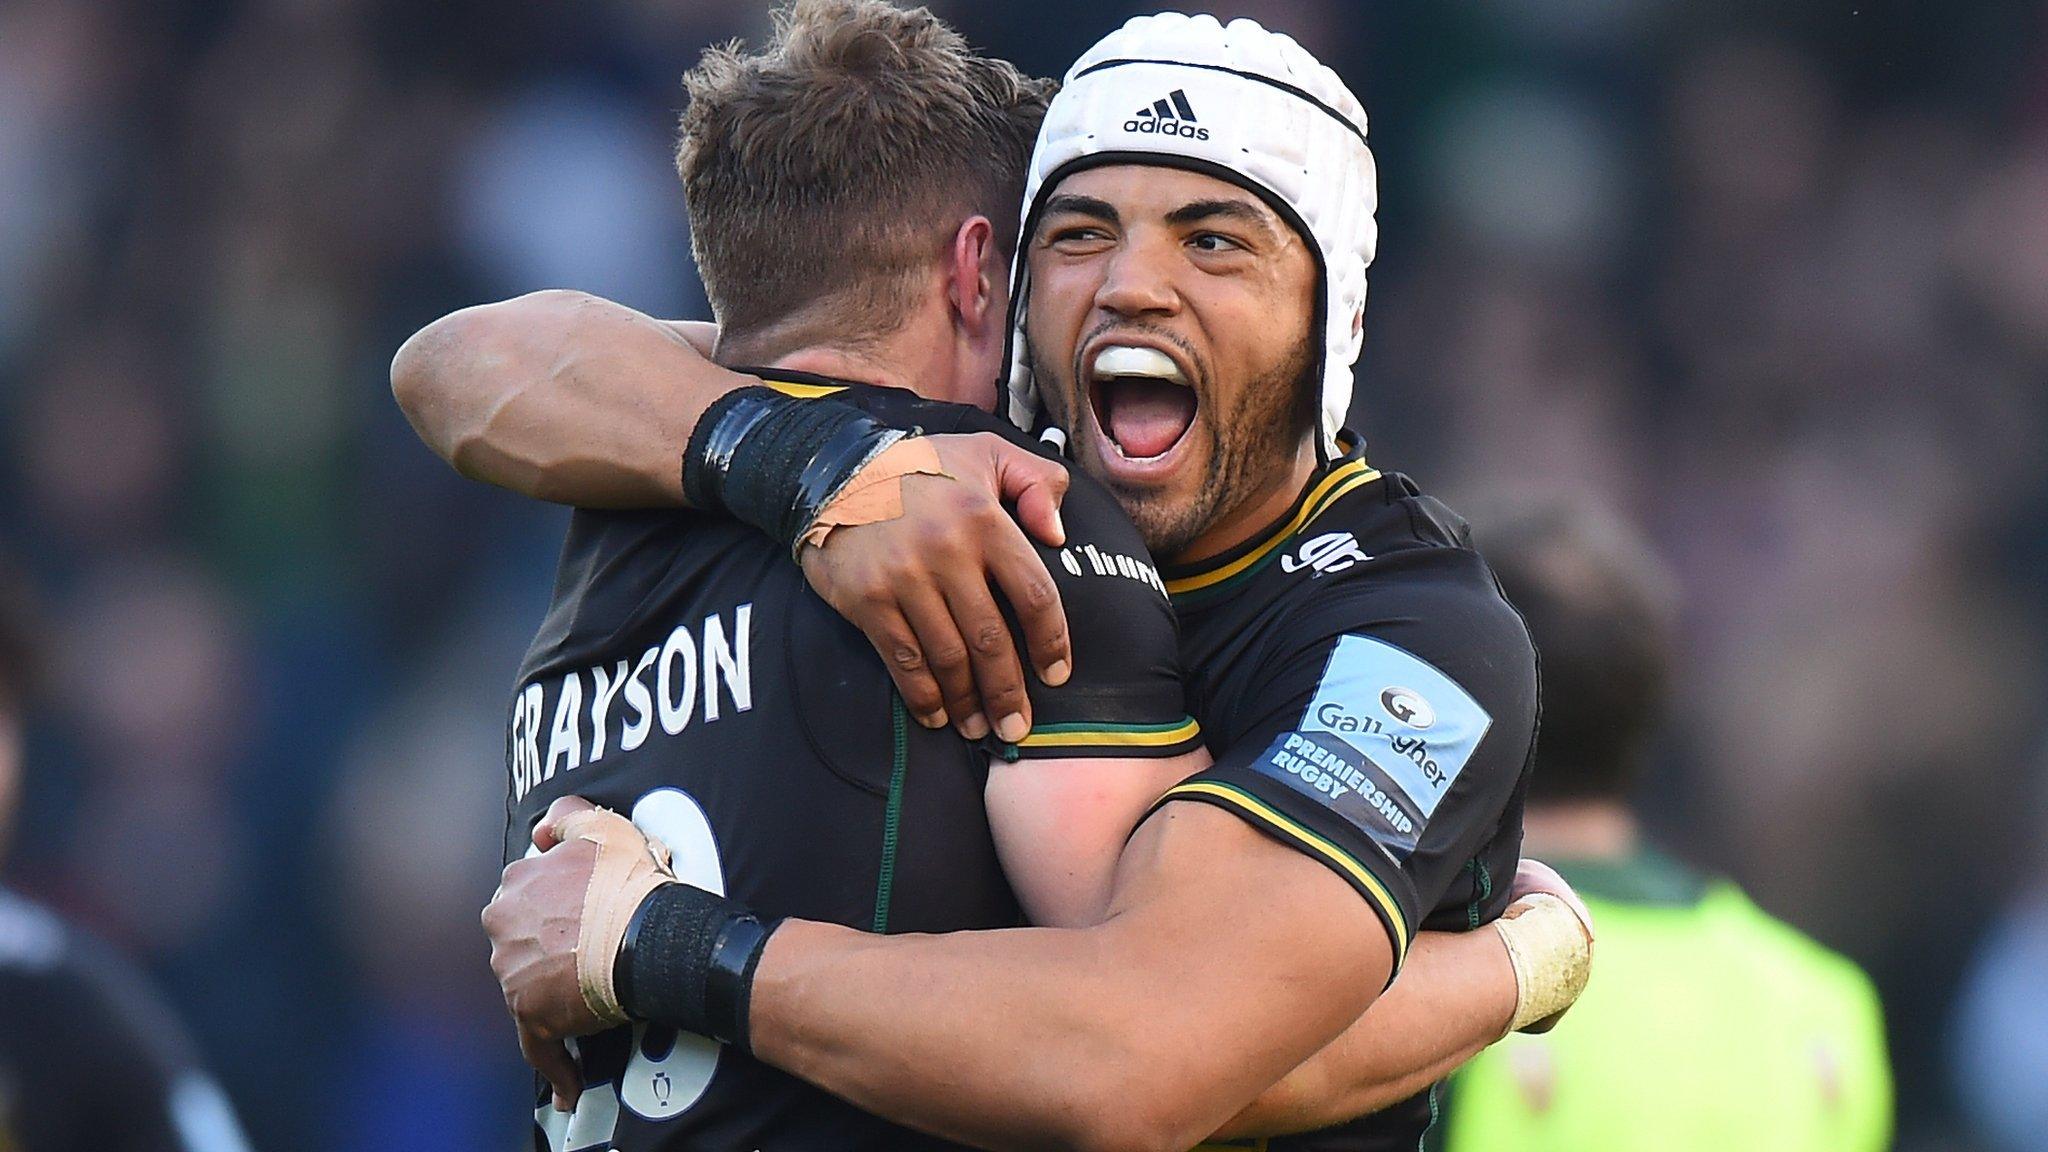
xmin=1251 ymin=635 xmax=1492 ymax=851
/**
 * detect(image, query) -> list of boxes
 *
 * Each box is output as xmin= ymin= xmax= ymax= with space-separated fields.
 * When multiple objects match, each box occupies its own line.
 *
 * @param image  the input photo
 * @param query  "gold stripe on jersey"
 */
xmin=1164 ymin=458 xmax=1381 ymax=597
xmin=1161 ymin=779 xmax=1409 ymax=969
xmin=758 ymin=378 xmax=850 ymax=399
xmin=1014 ymin=716 xmax=1203 ymax=750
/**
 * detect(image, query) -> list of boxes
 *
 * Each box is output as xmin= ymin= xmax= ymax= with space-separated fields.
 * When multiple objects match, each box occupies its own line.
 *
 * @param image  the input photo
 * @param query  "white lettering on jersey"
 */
xmin=1057 ymin=541 xmax=1168 ymax=597
xmin=511 ymin=603 xmax=757 ymax=802
xmin=1280 ymin=531 xmax=1371 ymax=577
xmin=702 ymin=604 xmax=752 ymax=722
xmin=545 ymin=670 xmax=584 ymax=781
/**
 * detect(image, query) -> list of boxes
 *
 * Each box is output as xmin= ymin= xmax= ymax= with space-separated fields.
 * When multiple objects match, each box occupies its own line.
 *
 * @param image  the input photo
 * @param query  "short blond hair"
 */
xmin=678 ymin=0 xmax=1052 ymax=359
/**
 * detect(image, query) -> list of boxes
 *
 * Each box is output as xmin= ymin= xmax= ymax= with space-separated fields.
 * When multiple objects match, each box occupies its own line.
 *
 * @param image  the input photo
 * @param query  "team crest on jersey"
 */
xmin=1280 ymin=531 xmax=1370 ymax=577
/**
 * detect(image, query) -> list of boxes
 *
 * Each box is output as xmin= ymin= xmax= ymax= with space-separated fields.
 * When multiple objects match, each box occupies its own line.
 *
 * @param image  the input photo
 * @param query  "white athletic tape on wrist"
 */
xmin=553 ymin=807 xmax=679 ymax=1027
xmin=1495 ymin=892 xmax=1594 ymax=1035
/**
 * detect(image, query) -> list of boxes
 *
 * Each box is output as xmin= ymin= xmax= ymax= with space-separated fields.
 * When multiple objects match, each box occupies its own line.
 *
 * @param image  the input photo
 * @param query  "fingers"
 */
xmin=991 ymin=439 xmax=1070 ymax=547
xmin=534 ymin=795 xmax=600 ymax=850
xmin=518 ymin=1024 xmax=584 ymax=1112
xmin=938 ymin=572 xmax=1032 ymax=744
xmin=983 ymin=522 xmax=1070 ymax=689
xmin=854 ymin=602 xmax=951 ymax=730
xmin=897 ymin=583 xmax=986 ymax=738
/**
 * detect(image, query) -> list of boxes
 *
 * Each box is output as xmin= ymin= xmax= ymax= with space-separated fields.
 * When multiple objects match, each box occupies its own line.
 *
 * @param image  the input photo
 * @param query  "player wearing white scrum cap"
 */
xmin=405 ymin=9 xmax=1572 ymax=1151
xmin=1005 ymin=11 xmax=1377 ymax=464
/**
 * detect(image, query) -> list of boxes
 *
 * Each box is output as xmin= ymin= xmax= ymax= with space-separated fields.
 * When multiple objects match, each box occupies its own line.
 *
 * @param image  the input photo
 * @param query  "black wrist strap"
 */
xmin=682 ymin=386 xmax=908 ymax=557
xmin=613 ymin=883 xmax=776 ymax=1052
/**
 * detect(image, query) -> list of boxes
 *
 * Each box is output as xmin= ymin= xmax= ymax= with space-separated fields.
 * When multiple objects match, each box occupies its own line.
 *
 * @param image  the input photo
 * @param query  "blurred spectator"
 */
xmin=0 ymin=558 xmax=256 ymax=1151
xmin=1443 ymin=502 xmax=1891 ymax=1151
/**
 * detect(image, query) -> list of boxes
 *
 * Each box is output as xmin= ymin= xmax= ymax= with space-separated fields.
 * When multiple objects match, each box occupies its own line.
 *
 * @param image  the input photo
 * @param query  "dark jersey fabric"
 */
xmin=1157 ymin=440 xmax=1538 ymax=1152
xmin=506 ymin=374 xmax=1196 ymax=1152
xmin=0 ymin=888 xmax=250 ymax=1152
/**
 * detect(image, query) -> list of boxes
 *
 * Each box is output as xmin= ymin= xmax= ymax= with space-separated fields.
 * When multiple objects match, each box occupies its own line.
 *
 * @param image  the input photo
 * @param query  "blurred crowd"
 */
xmin=1 ymin=1 xmax=2043 ymax=1149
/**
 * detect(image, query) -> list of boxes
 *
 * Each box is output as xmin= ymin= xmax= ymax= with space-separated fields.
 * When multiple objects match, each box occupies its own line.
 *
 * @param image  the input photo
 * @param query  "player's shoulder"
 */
xmin=759 ymin=374 xmax=1038 ymax=448
xmin=760 ymin=374 xmax=1163 ymax=607
xmin=1272 ymin=467 xmax=1532 ymax=661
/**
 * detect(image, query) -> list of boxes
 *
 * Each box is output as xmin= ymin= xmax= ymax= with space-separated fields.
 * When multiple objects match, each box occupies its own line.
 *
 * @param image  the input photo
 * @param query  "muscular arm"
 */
xmin=1217 ymin=926 xmax=1515 ymax=1138
xmin=749 ymin=801 xmax=1390 ymax=1152
xmin=390 ymin=290 xmax=740 ymax=507
xmin=985 ymin=749 xmax=1211 ymax=927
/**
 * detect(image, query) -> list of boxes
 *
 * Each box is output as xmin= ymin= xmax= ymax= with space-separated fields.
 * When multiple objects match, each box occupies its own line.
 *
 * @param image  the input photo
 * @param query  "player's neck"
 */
xmin=764 ymin=302 xmax=987 ymax=409
xmin=1168 ymin=437 xmax=1320 ymax=565
xmin=1520 ymin=800 xmax=1639 ymax=863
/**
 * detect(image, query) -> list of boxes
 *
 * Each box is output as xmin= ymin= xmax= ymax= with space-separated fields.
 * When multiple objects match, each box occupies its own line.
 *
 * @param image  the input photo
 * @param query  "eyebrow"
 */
xmin=1165 ymin=198 xmax=1276 ymax=234
xmin=1040 ymin=194 xmax=1120 ymax=227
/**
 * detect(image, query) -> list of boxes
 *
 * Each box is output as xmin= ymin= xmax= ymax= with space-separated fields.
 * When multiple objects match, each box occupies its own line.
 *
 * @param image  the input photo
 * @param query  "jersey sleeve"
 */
xmin=1156 ymin=568 xmax=1536 ymax=976
xmin=998 ymin=470 xmax=1200 ymax=761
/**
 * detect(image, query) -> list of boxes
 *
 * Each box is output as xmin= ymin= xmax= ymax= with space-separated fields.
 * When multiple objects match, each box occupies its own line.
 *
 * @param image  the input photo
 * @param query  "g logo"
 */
xmin=1381 ymin=687 xmax=1435 ymax=729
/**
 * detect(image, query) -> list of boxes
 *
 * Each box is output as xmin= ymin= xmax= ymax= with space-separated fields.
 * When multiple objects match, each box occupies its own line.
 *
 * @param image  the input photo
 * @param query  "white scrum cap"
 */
xmin=1003 ymin=13 xmax=1378 ymax=456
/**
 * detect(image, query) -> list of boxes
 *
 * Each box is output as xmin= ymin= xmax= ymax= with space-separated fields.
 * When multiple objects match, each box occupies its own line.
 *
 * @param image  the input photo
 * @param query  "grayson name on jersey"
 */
xmin=510 ymin=604 xmax=754 ymax=803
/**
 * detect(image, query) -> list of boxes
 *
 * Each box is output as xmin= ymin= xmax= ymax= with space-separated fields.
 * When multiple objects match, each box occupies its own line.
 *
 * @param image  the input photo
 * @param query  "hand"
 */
xmin=482 ymin=796 xmax=611 ymax=1109
xmin=800 ymin=431 xmax=1072 ymax=742
xmin=1501 ymin=858 xmax=1596 ymax=1035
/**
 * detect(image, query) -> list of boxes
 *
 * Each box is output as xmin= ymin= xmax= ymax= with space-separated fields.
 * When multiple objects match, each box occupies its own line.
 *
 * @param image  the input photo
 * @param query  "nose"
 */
xmin=1093 ymin=233 xmax=1180 ymax=320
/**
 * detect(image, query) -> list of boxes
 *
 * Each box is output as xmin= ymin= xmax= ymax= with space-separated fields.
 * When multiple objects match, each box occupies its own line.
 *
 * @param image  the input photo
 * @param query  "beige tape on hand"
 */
xmin=1495 ymin=892 xmax=1595 ymax=1035
xmin=553 ymin=807 xmax=680 ymax=1027
xmin=796 ymin=438 xmax=949 ymax=553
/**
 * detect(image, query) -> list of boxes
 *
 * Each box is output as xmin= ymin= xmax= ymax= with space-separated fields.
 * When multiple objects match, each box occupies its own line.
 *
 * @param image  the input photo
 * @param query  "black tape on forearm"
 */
xmin=681 ymin=386 xmax=906 ymax=555
xmin=613 ymin=883 xmax=774 ymax=1051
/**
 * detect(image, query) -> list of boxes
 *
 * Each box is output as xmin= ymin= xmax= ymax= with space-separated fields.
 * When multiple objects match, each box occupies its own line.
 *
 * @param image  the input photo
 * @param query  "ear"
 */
xmin=947 ymin=216 xmax=1002 ymax=338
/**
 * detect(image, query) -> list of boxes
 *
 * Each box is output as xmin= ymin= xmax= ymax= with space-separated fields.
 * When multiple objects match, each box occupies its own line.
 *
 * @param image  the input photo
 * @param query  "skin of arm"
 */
xmin=1215 ymin=927 xmax=1516 ymax=1138
xmin=988 ymin=745 xmax=1518 ymax=1128
xmin=390 ymin=290 xmax=742 ymax=507
xmin=747 ymin=801 xmax=1390 ymax=1152
xmin=985 ymin=749 xmax=1213 ymax=928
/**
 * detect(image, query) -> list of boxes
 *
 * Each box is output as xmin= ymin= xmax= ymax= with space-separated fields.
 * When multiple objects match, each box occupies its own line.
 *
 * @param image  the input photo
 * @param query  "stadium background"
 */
xmin=2 ymin=0 xmax=2045 ymax=1148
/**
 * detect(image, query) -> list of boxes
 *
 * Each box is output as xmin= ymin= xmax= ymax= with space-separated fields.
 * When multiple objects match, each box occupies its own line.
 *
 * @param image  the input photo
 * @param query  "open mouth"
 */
xmin=1087 ymin=344 xmax=1198 ymax=462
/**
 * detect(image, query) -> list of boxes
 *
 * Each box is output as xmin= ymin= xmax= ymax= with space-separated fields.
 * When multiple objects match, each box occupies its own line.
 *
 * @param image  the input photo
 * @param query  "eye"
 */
xmin=1188 ymin=232 xmax=1245 ymax=253
xmin=1044 ymin=224 xmax=1115 ymax=254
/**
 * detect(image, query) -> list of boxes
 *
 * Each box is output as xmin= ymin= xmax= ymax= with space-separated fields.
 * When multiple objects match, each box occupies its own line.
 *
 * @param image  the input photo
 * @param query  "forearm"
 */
xmin=1215 ymin=927 xmax=1515 ymax=1139
xmin=747 ymin=807 xmax=1384 ymax=1152
xmin=391 ymin=290 xmax=749 ymax=507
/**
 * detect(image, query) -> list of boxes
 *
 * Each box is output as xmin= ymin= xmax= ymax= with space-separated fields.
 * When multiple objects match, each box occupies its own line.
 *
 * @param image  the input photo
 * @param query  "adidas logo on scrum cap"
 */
xmin=1124 ymin=88 xmax=1210 ymax=140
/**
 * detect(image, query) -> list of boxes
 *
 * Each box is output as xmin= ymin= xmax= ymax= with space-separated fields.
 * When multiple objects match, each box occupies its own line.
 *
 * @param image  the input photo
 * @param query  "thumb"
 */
xmin=996 ymin=446 xmax=1069 ymax=547
xmin=534 ymin=795 xmax=600 ymax=851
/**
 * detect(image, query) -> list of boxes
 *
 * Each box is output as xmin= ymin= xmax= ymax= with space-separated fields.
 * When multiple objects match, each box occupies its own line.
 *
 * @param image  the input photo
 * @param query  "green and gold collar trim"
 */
xmin=1161 ymin=443 xmax=1379 ymax=602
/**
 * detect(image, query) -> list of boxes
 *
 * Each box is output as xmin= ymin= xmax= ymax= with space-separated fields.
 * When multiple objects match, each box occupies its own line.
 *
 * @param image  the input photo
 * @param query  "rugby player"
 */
xmin=404 ymin=9 xmax=1588 ymax=1150
xmin=0 ymin=560 xmax=255 ymax=1152
xmin=396 ymin=6 xmax=1583 ymax=1150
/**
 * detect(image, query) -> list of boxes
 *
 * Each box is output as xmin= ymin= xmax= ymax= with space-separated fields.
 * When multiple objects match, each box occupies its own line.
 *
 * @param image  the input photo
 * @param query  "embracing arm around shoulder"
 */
xmin=390 ymin=290 xmax=740 ymax=507
xmin=750 ymin=800 xmax=1391 ymax=1152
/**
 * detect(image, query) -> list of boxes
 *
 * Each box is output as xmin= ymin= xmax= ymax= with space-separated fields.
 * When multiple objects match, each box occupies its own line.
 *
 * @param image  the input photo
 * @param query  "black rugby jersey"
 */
xmin=506 ymin=373 xmax=1198 ymax=1152
xmin=1159 ymin=441 xmax=1539 ymax=1152
xmin=0 ymin=888 xmax=253 ymax=1152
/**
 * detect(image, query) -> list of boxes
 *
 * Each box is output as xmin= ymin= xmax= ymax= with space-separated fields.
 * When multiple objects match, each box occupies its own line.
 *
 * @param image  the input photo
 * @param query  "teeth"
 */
xmin=1092 ymin=345 xmax=1187 ymax=385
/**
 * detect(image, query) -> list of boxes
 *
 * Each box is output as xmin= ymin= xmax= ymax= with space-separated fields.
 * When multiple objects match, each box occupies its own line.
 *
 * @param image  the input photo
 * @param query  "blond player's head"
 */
xmin=677 ymin=0 xmax=1052 ymax=400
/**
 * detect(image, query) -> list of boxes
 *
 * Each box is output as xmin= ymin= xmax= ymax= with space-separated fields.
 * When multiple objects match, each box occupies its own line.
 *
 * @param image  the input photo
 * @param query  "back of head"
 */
xmin=1479 ymin=503 xmax=1679 ymax=804
xmin=677 ymin=0 xmax=1053 ymax=363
